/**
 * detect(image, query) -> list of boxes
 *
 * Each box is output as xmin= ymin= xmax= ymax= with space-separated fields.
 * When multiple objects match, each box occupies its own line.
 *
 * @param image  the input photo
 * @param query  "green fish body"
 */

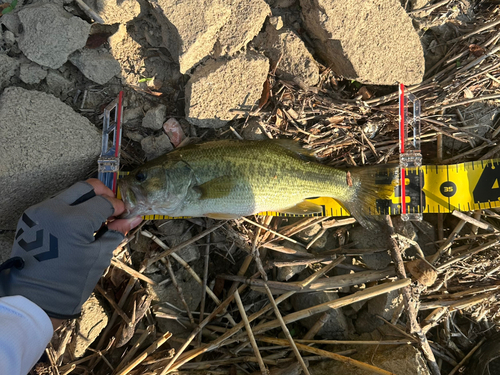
xmin=118 ymin=140 xmax=390 ymax=228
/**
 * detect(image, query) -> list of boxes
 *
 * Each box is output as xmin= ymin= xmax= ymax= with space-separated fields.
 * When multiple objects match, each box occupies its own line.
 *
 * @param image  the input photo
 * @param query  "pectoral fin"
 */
xmin=277 ymin=201 xmax=323 ymax=215
xmin=205 ymin=213 xmax=241 ymax=220
xmin=196 ymin=176 xmax=237 ymax=200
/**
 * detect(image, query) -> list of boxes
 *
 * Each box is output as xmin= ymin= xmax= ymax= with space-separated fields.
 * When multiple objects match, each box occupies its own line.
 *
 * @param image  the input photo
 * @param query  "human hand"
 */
xmin=0 ymin=179 xmax=142 ymax=320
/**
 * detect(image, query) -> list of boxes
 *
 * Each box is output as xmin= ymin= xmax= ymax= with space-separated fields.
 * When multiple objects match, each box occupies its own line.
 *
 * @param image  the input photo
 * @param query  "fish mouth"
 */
xmin=119 ymin=182 xmax=143 ymax=218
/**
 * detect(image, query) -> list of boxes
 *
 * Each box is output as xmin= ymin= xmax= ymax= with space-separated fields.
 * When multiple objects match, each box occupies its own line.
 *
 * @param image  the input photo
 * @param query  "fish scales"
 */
xmin=176 ymin=141 xmax=350 ymax=215
xmin=118 ymin=140 xmax=390 ymax=227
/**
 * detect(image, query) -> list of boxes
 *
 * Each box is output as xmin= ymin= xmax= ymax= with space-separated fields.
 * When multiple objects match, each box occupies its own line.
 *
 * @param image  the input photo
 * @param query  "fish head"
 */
xmin=119 ymin=160 xmax=194 ymax=217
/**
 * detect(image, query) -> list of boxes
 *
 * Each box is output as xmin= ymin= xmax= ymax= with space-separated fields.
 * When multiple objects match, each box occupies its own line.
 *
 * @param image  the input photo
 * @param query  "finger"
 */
xmin=106 ymin=196 xmax=126 ymax=217
xmin=107 ymin=216 xmax=143 ymax=235
xmin=86 ymin=178 xmax=115 ymax=199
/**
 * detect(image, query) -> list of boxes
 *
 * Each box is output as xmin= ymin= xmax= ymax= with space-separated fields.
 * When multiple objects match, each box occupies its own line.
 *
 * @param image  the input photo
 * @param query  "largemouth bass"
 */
xmin=118 ymin=140 xmax=392 ymax=228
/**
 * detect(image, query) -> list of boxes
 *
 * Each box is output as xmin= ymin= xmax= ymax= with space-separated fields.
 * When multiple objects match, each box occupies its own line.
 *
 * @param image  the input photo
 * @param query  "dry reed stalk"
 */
xmin=420 ymin=291 xmax=495 ymax=310
xmin=275 ymin=217 xmax=327 ymax=239
xmin=428 ymin=219 xmax=467 ymax=264
xmin=252 ymin=278 xmax=410 ymax=335
xmin=385 ymin=216 xmax=440 ymax=375
xmin=95 ymin=284 xmax=132 ymax=326
xmin=218 ymin=274 xmax=303 ymax=291
xmin=267 ymin=255 xmax=338 ymax=268
xmin=306 ymin=228 xmax=327 ymax=249
xmin=234 ymin=289 xmax=269 ymax=375
xmin=197 ymin=237 xmax=211 ymax=347
xmin=146 ymin=222 xmax=225 ymax=266
xmin=248 ymin=223 xmax=311 ymax=375
xmin=168 ymin=259 xmax=344 ymax=372
xmin=179 ymin=356 xmax=278 ymax=369
xmin=114 ymin=326 xmax=154 ymax=373
xmin=470 ymin=210 xmax=483 ymax=234
xmin=258 ymin=267 xmax=396 ymax=294
xmin=260 ymin=242 xmax=313 ymax=257
xmin=142 ymin=230 xmax=237 ymax=326
xmin=60 ymin=364 xmax=76 ymax=375
xmin=91 ymin=278 xmax=136 ymax=367
xmin=451 ymin=210 xmax=496 ymax=231
xmin=302 ymin=312 xmax=329 ymax=340
xmin=160 ymin=275 xmax=257 ymax=374
xmin=242 ymin=217 xmax=301 ymax=244
xmin=437 ymin=238 xmax=499 ymax=270
xmin=257 ymin=337 xmax=396 ymax=375
xmin=263 ymin=284 xmax=311 ymax=375
xmin=111 ymin=258 xmax=156 ymax=285
xmin=227 ymin=254 xmax=253 ymax=297
xmin=161 ymin=257 xmax=195 ymax=324
xmin=55 ymin=320 xmax=75 ymax=365
xmin=115 ymin=331 xmax=172 ymax=375
xmin=448 ymin=337 xmax=487 ymax=375
xmin=295 ymin=339 xmax=415 ymax=345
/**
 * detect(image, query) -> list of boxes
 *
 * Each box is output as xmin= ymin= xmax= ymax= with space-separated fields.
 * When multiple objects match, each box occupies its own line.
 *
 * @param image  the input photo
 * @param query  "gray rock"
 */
xmin=0 ymin=53 xmax=20 ymax=92
xmin=269 ymin=16 xmax=284 ymax=30
xmin=150 ymin=0 xmax=231 ymax=74
xmin=146 ymin=265 xmax=203 ymax=331
xmin=3 ymin=30 xmax=15 ymax=46
xmin=414 ymin=220 xmax=437 ymax=256
xmin=108 ymin=24 xmax=145 ymax=86
xmin=18 ymin=3 xmax=90 ymax=69
xmin=0 ymin=231 xmax=15 ymax=264
xmin=164 ymin=228 xmax=200 ymax=264
xmin=45 ymin=70 xmax=74 ymax=98
xmin=269 ymin=0 xmax=297 ymax=7
xmin=0 ymin=87 xmax=101 ymax=229
xmin=123 ymin=106 xmax=144 ymax=125
xmin=421 ymin=24 xmax=459 ymax=71
xmin=69 ymin=294 xmax=108 ymax=358
xmin=310 ymin=344 xmax=430 ymax=375
xmin=142 ymin=104 xmax=167 ymax=130
xmin=444 ymin=103 xmax=500 ymax=151
xmin=241 ymin=118 xmax=267 ymax=141
xmin=20 ymin=63 xmax=48 ymax=85
xmin=155 ymin=220 xmax=188 ymax=237
xmin=217 ymin=0 xmax=270 ymax=56
xmin=81 ymin=0 xmax=141 ymax=24
xmin=69 ymin=48 xmax=121 ymax=85
xmin=141 ymin=133 xmax=173 ymax=160
xmin=294 ymin=223 xmax=322 ymax=242
xmin=405 ymin=0 xmax=431 ymax=10
xmin=0 ymin=12 xmax=21 ymax=36
xmin=254 ymin=24 xmax=319 ymax=87
xmin=353 ymin=308 xmax=383 ymax=334
xmin=300 ymin=0 xmax=424 ymax=85
xmin=123 ymin=129 xmax=144 ymax=142
xmin=350 ymin=225 xmax=392 ymax=270
xmin=291 ymin=290 xmax=349 ymax=339
xmin=368 ymin=288 xmax=403 ymax=321
xmin=274 ymin=241 xmax=307 ymax=281
xmin=185 ymin=53 xmax=269 ymax=128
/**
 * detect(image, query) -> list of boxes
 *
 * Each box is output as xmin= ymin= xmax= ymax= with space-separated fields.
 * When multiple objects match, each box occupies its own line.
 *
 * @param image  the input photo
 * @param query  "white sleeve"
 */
xmin=0 ymin=295 xmax=53 ymax=375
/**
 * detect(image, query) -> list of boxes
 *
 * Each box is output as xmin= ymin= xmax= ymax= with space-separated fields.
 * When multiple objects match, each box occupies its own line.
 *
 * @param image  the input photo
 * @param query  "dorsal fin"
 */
xmin=271 ymin=139 xmax=317 ymax=162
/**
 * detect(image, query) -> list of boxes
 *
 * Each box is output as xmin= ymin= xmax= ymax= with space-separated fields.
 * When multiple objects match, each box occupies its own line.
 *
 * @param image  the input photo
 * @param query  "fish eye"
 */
xmin=136 ymin=171 xmax=147 ymax=182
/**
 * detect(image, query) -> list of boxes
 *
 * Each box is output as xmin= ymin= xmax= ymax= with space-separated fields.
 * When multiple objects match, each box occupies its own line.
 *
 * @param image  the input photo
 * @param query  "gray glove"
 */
xmin=0 ymin=181 xmax=124 ymax=319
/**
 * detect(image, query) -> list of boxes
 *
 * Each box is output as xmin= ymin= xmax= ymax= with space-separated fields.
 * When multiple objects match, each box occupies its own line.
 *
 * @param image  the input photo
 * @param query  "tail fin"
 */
xmin=340 ymin=165 xmax=397 ymax=230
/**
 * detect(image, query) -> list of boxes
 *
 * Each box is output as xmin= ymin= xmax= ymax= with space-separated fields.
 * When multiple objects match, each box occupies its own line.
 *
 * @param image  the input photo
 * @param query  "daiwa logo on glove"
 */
xmin=15 ymin=213 xmax=58 ymax=262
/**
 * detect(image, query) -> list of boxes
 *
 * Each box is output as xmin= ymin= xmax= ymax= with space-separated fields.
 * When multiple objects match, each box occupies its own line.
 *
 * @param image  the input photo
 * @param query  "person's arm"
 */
xmin=0 ymin=296 xmax=53 ymax=375
xmin=0 ymin=179 xmax=142 ymax=374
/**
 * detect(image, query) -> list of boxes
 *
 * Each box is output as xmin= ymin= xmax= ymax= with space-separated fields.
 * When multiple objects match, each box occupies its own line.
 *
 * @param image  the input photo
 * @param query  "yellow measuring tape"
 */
xmin=118 ymin=158 xmax=500 ymax=220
